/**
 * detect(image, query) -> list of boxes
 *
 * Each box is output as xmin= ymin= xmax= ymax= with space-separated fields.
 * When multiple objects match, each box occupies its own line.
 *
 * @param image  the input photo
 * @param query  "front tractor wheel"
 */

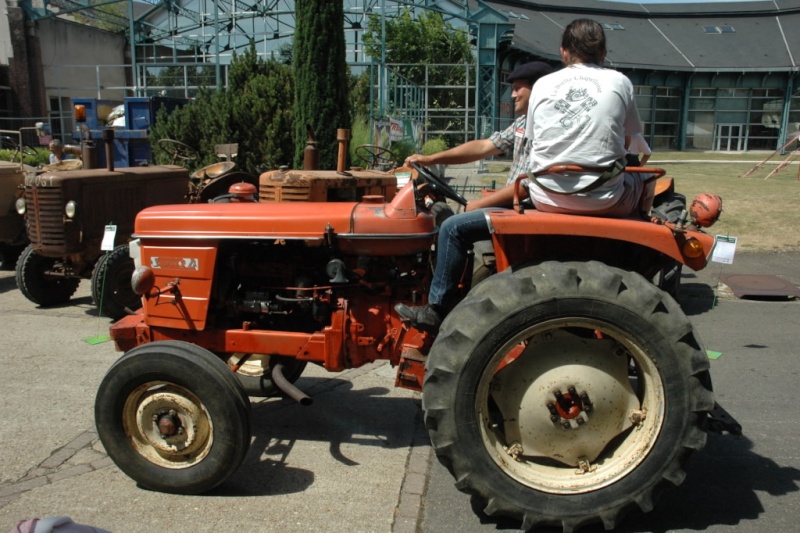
xmin=95 ymin=341 xmax=252 ymax=494
xmin=424 ymin=261 xmax=714 ymax=532
xmin=91 ymin=244 xmax=141 ymax=320
xmin=15 ymin=245 xmax=80 ymax=306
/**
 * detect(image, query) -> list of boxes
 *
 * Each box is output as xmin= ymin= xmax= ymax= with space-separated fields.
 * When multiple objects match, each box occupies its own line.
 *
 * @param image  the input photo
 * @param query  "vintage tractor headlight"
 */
xmin=65 ymin=201 xmax=77 ymax=219
xmin=15 ymin=197 xmax=26 ymax=215
xmin=131 ymin=265 xmax=155 ymax=296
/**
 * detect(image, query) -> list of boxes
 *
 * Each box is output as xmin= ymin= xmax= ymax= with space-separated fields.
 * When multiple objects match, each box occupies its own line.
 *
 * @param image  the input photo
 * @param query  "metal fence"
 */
xmin=34 ymin=61 xmax=503 ymax=151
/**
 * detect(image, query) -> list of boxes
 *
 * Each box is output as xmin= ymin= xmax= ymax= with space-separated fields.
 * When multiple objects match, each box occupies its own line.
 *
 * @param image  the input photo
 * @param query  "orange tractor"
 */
xmin=95 ymin=160 xmax=734 ymax=531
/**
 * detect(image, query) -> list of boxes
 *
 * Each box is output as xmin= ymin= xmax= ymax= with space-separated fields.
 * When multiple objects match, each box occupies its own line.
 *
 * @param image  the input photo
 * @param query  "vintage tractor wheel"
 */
xmin=354 ymin=144 xmax=398 ymax=170
xmin=91 ymin=244 xmax=141 ymax=319
xmin=470 ymin=240 xmax=496 ymax=287
xmin=157 ymin=138 xmax=199 ymax=165
xmin=15 ymin=245 xmax=80 ymax=306
xmin=225 ymin=354 xmax=307 ymax=397
xmin=0 ymin=243 xmax=24 ymax=270
xmin=95 ymin=341 xmax=251 ymax=494
xmin=423 ymin=261 xmax=714 ymax=531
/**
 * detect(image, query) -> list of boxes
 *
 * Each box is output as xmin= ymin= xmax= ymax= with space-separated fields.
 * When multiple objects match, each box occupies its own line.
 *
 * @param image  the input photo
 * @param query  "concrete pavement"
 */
xmin=0 ymin=269 xmax=430 ymax=533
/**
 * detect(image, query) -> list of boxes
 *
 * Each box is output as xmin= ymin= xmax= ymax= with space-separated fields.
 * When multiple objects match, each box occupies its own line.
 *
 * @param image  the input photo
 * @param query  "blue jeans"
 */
xmin=429 ymin=209 xmax=502 ymax=306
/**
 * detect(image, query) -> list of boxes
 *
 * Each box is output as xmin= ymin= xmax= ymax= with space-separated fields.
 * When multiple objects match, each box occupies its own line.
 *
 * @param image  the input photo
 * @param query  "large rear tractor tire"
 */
xmin=91 ymin=244 xmax=141 ymax=320
xmin=95 ymin=341 xmax=251 ymax=494
xmin=15 ymin=244 xmax=80 ymax=306
xmin=423 ymin=261 xmax=714 ymax=532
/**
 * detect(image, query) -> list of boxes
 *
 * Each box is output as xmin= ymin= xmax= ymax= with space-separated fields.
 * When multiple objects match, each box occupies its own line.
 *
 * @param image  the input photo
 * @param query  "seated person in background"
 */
xmin=48 ymin=139 xmax=75 ymax=165
xmin=396 ymin=18 xmax=646 ymax=334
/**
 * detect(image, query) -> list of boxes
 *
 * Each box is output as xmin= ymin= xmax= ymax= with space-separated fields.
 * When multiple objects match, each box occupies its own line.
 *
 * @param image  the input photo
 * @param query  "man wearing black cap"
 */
xmin=405 ymin=61 xmax=553 ymax=186
xmin=396 ymin=63 xmax=555 ymax=333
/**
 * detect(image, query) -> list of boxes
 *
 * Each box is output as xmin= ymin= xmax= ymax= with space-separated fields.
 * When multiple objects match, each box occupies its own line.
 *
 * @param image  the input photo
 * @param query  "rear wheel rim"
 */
xmin=476 ymin=317 xmax=665 ymax=494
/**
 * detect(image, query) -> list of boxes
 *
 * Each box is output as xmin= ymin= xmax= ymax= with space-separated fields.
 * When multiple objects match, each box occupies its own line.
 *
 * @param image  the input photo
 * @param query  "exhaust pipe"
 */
xmin=272 ymin=363 xmax=312 ymax=405
xmin=103 ymin=128 xmax=115 ymax=171
xmin=336 ymin=128 xmax=350 ymax=173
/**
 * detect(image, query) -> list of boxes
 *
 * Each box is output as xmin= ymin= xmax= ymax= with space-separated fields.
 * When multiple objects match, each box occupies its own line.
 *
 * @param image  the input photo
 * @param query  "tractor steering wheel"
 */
xmin=410 ymin=162 xmax=468 ymax=207
xmin=157 ymin=138 xmax=199 ymax=165
xmin=0 ymin=136 xmax=37 ymax=157
xmin=355 ymin=144 xmax=398 ymax=170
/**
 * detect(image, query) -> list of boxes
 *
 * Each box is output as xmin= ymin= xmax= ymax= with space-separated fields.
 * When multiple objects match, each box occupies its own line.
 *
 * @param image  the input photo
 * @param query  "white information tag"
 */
xmin=711 ymin=235 xmax=737 ymax=264
xmin=101 ymin=225 xmax=117 ymax=251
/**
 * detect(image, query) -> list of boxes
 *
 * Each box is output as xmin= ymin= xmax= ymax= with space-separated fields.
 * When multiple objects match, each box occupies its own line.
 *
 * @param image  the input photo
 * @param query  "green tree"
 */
xmin=293 ymin=0 xmax=350 ymax=169
xmin=361 ymin=9 xmax=474 ymax=108
xmin=149 ymin=46 xmax=295 ymax=173
xmin=146 ymin=65 xmax=218 ymax=96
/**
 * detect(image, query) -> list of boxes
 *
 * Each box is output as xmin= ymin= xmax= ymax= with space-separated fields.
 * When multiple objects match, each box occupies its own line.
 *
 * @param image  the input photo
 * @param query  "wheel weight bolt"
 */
xmin=546 ymin=402 xmax=559 ymax=423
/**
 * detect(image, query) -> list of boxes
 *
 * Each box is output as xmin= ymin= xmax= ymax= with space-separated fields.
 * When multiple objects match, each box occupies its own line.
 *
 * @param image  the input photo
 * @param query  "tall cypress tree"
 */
xmin=293 ymin=0 xmax=349 ymax=169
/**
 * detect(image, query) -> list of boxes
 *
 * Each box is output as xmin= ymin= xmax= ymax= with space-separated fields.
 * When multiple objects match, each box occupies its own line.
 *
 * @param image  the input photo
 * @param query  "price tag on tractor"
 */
xmin=101 ymin=225 xmax=117 ymax=251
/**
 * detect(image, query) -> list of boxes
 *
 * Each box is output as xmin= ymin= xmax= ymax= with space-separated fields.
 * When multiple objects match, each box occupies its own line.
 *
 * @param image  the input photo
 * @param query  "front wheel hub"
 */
xmin=156 ymin=409 xmax=182 ymax=437
xmin=124 ymin=383 xmax=214 ymax=469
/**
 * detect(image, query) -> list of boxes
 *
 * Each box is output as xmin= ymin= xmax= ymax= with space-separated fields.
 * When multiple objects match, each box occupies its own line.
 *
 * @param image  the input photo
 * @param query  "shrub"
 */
xmin=349 ymin=114 xmax=372 ymax=168
xmin=391 ymin=140 xmax=416 ymax=164
xmin=0 ymin=148 xmax=49 ymax=167
xmin=421 ymin=137 xmax=448 ymax=156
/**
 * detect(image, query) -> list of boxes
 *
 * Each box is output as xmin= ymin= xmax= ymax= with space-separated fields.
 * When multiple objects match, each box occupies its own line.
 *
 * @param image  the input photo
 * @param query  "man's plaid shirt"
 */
xmin=488 ymin=115 xmax=529 ymax=185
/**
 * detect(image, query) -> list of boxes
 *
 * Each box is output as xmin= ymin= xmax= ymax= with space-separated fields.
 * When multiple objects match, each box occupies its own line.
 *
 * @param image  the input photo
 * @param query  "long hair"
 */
xmin=561 ymin=19 xmax=606 ymax=65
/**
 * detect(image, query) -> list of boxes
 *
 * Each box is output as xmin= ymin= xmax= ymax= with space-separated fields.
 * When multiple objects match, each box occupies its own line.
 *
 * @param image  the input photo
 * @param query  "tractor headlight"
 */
xmin=131 ymin=265 xmax=155 ymax=296
xmin=15 ymin=197 xmax=26 ymax=215
xmin=65 ymin=201 xmax=77 ymax=219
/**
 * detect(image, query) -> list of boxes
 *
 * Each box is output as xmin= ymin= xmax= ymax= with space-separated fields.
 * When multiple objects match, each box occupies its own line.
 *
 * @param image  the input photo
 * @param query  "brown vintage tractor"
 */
xmin=0 ymin=131 xmax=38 ymax=269
xmin=95 ymin=159 xmax=731 ymax=531
xmin=14 ymin=136 xmax=259 ymax=320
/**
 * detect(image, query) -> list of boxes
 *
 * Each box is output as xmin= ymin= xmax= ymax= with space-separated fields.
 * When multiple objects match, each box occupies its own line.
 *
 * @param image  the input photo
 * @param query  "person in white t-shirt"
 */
xmin=523 ymin=18 xmax=644 ymax=217
xmin=626 ymin=132 xmax=652 ymax=166
xmin=396 ymin=19 xmax=647 ymax=334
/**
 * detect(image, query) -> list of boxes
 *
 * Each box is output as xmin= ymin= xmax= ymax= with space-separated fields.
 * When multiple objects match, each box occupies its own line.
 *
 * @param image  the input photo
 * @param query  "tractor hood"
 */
xmin=133 ymin=186 xmax=435 ymax=256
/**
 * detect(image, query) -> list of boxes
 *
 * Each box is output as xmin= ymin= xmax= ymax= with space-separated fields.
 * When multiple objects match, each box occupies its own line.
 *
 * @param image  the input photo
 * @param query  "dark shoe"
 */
xmin=395 ymin=303 xmax=442 ymax=334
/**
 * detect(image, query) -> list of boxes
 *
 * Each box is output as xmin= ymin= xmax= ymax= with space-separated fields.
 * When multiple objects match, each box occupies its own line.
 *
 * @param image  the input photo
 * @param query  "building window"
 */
xmin=749 ymin=88 xmax=783 ymax=150
xmin=688 ymin=87 xmax=782 ymax=151
xmin=635 ymin=86 xmax=682 ymax=150
xmin=787 ymin=90 xmax=800 ymax=137
xmin=687 ymin=88 xmax=717 ymax=149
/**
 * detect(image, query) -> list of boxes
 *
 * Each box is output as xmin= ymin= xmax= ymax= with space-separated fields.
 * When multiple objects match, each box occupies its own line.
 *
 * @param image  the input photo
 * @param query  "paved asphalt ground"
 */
xmin=1 ymin=164 xmax=798 ymax=532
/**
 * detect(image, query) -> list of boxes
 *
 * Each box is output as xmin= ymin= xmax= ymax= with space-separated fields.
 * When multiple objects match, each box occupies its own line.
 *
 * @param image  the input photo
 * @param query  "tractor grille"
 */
xmin=26 ymin=187 xmax=66 ymax=247
xmin=259 ymin=183 xmax=311 ymax=202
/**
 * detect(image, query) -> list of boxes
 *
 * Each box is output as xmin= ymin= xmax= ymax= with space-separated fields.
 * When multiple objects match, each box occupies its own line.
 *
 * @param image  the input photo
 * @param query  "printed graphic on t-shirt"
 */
xmin=554 ymin=86 xmax=597 ymax=128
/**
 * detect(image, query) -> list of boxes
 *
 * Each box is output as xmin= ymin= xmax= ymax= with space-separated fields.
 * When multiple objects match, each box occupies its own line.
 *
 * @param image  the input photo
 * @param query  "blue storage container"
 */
xmin=72 ymin=96 xmax=188 ymax=168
